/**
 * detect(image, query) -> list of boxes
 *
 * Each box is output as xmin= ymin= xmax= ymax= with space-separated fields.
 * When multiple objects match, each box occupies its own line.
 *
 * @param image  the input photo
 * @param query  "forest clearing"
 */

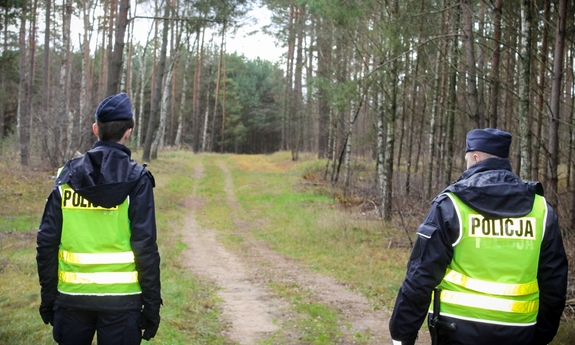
xmin=1 ymin=0 xmax=575 ymax=343
xmin=1 ymin=150 xmax=574 ymax=344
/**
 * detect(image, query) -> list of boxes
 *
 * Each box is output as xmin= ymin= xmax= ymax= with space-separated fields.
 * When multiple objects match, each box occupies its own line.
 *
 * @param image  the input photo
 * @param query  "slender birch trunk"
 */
xmin=151 ymin=60 xmax=175 ymax=157
xmin=143 ymin=3 xmax=169 ymax=162
xmin=175 ymin=43 xmax=193 ymax=147
xmin=201 ymin=87 xmax=210 ymax=152
xmin=519 ymin=0 xmax=532 ymax=179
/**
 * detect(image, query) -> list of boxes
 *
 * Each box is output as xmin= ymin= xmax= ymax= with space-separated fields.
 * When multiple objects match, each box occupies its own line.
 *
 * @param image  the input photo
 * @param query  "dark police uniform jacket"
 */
xmin=37 ymin=141 xmax=161 ymax=313
xmin=389 ymin=158 xmax=567 ymax=345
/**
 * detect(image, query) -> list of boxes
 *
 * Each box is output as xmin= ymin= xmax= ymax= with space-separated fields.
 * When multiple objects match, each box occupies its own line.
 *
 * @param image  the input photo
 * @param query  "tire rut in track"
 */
xmin=180 ymin=162 xmax=288 ymax=345
xmin=217 ymin=162 xmax=396 ymax=344
xmin=179 ymin=160 xmax=424 ymax=344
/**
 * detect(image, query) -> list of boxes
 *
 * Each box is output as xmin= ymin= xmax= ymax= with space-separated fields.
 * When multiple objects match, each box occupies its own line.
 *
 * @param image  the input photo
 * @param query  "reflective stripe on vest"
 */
xmin=436 ymin=192 xmax=546 ymax=325
xmin=59 ymin=271 xmax=139 ymax=285
xmin=438 ymin=290 xmax=539 ymax=314
xmin=59 ymin=250 xmax=135 ymax=265
xmin=443 ymin=269 xmax=539 ymax=296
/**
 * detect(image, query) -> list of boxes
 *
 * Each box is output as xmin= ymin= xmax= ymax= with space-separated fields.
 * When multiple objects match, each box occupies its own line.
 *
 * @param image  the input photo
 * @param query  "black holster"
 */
xmin=429 ymin=288 xmax=458 ymax=345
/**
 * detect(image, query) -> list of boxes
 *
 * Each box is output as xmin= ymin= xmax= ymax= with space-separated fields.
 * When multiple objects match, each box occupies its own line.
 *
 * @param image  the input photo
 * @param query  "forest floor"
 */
xmin=178 ymin=160 xmax=430 ymax=345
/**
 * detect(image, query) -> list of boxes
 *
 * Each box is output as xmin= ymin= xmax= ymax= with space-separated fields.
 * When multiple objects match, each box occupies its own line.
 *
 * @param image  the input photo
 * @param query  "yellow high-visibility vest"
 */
xmin=433 ymin=192 xmax=546 ymax=326
xmin=57 ymin=184 xmax=141 ymax=296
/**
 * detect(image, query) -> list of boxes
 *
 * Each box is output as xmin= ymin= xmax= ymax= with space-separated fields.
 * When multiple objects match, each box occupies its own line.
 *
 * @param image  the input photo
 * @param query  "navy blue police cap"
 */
xmin=94 ymin=93 xmax=133 ymax=123
xmin=465 ymin=128 xmax=512 ymax=158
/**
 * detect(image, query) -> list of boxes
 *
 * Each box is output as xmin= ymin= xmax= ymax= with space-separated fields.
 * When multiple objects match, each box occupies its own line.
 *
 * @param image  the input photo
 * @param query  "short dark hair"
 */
xmin=96 ymin=118 xmax=134 ymax=142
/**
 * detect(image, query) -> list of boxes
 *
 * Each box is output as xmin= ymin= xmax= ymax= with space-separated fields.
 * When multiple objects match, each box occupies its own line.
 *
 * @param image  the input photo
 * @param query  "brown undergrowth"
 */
xmin=301 ymin=160 xmax=575 ymax=338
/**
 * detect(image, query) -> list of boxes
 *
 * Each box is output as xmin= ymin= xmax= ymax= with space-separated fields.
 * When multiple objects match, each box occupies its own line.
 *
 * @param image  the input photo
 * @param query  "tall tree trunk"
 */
xmin=27 ymin=0 xmax=37 ymax=147
xmin=519 ymin=0 xmax=532 ymax=179
xmin=443 ymin=0 xmax=460 ymax=186
xmin=152 ymin=59 xmax=175 ymax=157
xmin=106 ymin=0 xmax=129 ymax=95
xmin=282 ymin=4 xmax=295 ymax=151
xmin=0 ymin=6 xmax=9 ymax=140
xmin=569 ymin=46 xmax=575 ymax=232
xmin=475 ymin=3 xmax=486 ymax=128
xmin=382 ymin=62 xmax=397 ymax=220
xmin=331 ymin=30 xmax=347 ymax=184
xmin=135 ymin=27 xmax=153 ymax=149
xmin=461 ymin=0 xmax=480 ymax=127
xmin=62 ymin=0 xmax=74 ymax=162
xmin=405 ymin=39 xmax=423 ymax=194
xmin=567 ymin=48 xmax=574 ymax=190
xmin=175 ymin=43 xmax=193 ymax=147
xmin=533 ymin=0 xmax=550 ymax=181
xmin=343 ymin=97 xmax=362 ymax=188
xmin=143 ymin=3 xmax=170 ymax=162
xmin=547 ymin=0 xmax=567 ymax=207
xmin=487 ymin=0 xmax=502 ymax=128
xmin=381 ymin=0 xmax=399 ymax=220
xmin=211 ymin=24 xmax=225 ymax=152
xmin=201 ymin=86 xmax=210 ymax=152
xmin=18 ymin=0 xmax=29 ymax=166
xmin=221 ymin=41 xmax=227 ymax=153
xmin=192 ymin=26 xmax=205 ymax=152
xmin=305 ymin=24 xmax=315 ymax=152
xmin=316 ymin=16 xmax=332 ymax=159
xmin=97 ymin=0 xmax=110 ymax=100
xmin=291 ymin=5 xmax=304 ymax=161
xmin=398 ymin=0 xmax=424 ymax=182
xmin=425 ymin=49 xmax=442 ymax=198
xmin=79 ymin=0 xmax=93 ymax=153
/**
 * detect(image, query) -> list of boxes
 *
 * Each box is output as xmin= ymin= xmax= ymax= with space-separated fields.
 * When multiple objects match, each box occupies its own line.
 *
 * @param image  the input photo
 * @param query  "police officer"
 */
xmin=389 ymin=128 xmax=568 ymax=345
xmin=37 ymin=93 xmax=162 ymax=344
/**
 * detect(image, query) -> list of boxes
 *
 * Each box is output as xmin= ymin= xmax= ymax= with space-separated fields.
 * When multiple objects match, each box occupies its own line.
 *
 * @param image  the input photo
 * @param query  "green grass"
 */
xmin=1 ymin=150 xmax=574 ymax=344
xmin=224 ymin=154 xmax=408 ymax=308
xmin=0 ymin=151 xmax=232 ymax=345
xmin=263 ymin=281 xmax=343 ymax=345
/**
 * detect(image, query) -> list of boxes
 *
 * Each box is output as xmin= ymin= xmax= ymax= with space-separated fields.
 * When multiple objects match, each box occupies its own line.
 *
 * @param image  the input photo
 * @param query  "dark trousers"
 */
xmin=53 ymin=307 xmax=142 ymax=345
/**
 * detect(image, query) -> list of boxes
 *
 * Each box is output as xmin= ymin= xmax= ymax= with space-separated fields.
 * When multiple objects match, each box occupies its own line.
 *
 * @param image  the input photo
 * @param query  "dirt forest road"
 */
xmin=179 ymin=160 xmax=428 ymax=345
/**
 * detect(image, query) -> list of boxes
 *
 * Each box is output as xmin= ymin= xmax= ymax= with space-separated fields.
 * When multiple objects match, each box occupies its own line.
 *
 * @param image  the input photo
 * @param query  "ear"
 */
xmin=92 ymin=123 xmax=99 ymax=137
xmin=474 ymin=153 xmax=481 ymax=164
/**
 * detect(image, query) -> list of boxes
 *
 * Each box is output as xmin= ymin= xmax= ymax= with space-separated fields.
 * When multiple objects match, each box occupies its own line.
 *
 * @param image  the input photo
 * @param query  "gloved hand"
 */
xmin=39 ymin=303 xmax=54 ymax=326
xmin=141 ymin=307 xmax=160 ymax=340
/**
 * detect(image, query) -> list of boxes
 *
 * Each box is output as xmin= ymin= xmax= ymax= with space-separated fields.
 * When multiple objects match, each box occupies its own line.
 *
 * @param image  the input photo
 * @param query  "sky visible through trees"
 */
xmin=1 ymin=0 xmax=575 ymax=231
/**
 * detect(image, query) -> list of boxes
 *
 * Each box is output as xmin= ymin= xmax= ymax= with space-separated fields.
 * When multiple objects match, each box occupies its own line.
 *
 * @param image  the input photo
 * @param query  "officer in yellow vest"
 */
xmin=389 ymin=128 xmax=568 ymax=345
xmin=37 ymin=93 xmax=162 ymax=344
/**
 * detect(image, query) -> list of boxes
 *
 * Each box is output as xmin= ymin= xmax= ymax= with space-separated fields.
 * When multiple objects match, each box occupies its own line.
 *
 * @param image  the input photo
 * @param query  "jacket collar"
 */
xmin=93 ymin=141 xmax=132 ymax=157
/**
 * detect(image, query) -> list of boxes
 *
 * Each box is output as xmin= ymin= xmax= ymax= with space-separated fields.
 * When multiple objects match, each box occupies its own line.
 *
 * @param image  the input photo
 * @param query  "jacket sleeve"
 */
xmin=533 ymin=204 xmax=568 ymax=345
xmin=36 ymin=187 xmax=63 ymax=306
xmin=389 ymin=195 xmax=457 ymax=342
xmin=129 ymin=172 xmax=162 ymax=310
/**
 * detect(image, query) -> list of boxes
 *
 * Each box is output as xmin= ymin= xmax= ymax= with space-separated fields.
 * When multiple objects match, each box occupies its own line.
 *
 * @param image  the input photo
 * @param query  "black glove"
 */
xmin=39 ymin=304 xmax=54 ymax=326
xmin=141 ymin=307 xmax=160 ymax=340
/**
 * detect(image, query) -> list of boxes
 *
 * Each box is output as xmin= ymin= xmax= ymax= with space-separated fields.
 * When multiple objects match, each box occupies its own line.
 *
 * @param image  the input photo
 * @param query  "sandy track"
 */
xmin=178 ymin=160 xmax=426 ymax=344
